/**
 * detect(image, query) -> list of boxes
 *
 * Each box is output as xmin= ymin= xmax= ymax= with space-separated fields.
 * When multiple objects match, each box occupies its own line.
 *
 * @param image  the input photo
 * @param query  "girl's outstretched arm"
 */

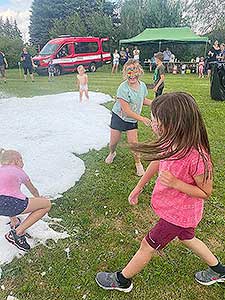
xmin=159 ymin=171 xmax=212 ymax=199
xmin=143 ymin=98 xmax=152 ymax=106
xmin=129 ymin=161 xmax=159 ymax=205
xmin=24 ymin=180 xmax=40 ymax=197
xmin=119 ymin=99 xmax=151 ymax=126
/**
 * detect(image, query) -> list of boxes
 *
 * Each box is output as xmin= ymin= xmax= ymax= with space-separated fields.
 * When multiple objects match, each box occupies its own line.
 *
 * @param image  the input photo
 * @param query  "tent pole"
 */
xmin=204 ymin=40 xmax=208 ymax=57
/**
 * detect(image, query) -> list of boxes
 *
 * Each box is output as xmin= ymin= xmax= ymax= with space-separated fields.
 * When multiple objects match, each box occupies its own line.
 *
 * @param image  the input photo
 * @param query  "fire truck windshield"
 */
xmin=39 ymin=43 xmax=59 ymax=56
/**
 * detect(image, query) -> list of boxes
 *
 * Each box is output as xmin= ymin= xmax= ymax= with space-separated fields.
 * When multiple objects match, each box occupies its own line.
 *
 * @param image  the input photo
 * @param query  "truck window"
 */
xmin=75 ymin=42 xmax=99 ymax=54
xmin=102 ymin=40 xmax=110 ymax=53
xmin=56 ymin=44 xmax=72 ymax=58
xmin=39 ymin=43 xmax=59 ymax=56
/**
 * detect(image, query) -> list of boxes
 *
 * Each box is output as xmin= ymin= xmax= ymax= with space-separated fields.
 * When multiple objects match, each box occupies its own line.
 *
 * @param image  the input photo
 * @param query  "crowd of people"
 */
xmin=111 ymin=46 xmax=140 ymax=74
xmin=0 ymin=40 xmax=225 ymax=293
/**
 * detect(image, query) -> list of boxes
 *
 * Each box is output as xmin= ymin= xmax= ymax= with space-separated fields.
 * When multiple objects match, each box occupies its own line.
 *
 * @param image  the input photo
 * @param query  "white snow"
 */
xmin=0 ymin=91 xmax=112 ymax=266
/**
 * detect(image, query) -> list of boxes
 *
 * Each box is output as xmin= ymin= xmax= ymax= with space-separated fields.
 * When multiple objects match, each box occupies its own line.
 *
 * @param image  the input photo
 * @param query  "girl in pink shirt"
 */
xmin=96 ymin=92 xmax=225 ymax=292
xmin=0 ymin=149 xmax=51 ymax=252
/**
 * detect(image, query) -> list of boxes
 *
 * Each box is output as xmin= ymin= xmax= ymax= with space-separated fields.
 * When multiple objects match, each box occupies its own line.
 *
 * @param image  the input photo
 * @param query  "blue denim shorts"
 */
xmin=0 ymin=195 xmax=29 ymax=217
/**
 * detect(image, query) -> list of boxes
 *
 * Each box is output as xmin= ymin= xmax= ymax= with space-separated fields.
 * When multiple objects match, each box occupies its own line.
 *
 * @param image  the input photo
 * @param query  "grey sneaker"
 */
xmin=96 ymin=272 xmax=133 ymax=292
xmin=195 ymin=267 xmax=225 ymax=285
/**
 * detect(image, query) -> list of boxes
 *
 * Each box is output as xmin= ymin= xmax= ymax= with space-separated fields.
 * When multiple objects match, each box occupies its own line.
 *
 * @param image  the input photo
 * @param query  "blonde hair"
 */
xmin=77 ymin=65 xmax=85 ymax=72
xmin=122 ymin=59 xmax=144 ymax=80
xmin=0 ymin=149 xmax=21 ymax=165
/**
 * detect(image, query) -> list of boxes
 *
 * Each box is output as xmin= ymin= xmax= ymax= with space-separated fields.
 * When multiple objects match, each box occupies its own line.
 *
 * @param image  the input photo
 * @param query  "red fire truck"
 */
xmin=33 ymin=36 xmax=111 ymax=75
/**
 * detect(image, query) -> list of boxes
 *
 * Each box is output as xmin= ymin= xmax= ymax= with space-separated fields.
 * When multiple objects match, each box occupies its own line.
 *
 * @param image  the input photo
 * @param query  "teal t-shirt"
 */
xmin=112 ymin=80 xmax=148 ymax=123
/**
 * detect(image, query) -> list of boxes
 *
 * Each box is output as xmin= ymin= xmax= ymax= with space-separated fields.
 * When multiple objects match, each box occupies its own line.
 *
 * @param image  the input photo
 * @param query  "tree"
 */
xmin=184 ymin=0 xmax=225 ymax=34
xmin=0 ymin=18 xmax=23 ymax=67
xmin=85 ymin=12 xmax=113 ymax=37
xmin=30 ymin=0 xmax=117 ymax=46
xmin=118 ymin=0 xmax=145 ymax=39
xmin=142 ymin=0 xmax=183 ymax=28
xmin=118 ymin=0 xmax=185 ymax=40
xmin=49 ymin=13 xmax=87 ymax=38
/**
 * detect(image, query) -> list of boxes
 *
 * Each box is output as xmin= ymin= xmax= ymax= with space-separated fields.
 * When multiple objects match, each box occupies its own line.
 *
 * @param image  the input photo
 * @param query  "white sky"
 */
xmin=0 ymin=0 xmax=32 ymax=42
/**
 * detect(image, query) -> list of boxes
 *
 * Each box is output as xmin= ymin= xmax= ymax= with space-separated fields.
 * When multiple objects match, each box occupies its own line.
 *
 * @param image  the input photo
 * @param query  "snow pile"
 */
xmin=0 ymin=91 xmax=112 ymax=265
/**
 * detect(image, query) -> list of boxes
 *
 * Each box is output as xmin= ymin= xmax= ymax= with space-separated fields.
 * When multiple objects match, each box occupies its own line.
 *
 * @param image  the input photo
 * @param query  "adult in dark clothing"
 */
xmin=125 ymin=48 xmax=131 ymax=62
xmin=0 ymin=50 xmax=8 ymax=83
xmin=120 ymin=47 xmax=126 ymax=66
xmin=207 ymin=40 xmax=221 ymax=78
xmin=21 ymin=48 xmax=35 ymax=81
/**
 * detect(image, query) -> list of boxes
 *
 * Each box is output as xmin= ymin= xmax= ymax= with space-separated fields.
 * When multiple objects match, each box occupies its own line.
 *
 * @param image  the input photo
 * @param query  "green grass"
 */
xmin=0 ymin=69 xmax=225 ymax=300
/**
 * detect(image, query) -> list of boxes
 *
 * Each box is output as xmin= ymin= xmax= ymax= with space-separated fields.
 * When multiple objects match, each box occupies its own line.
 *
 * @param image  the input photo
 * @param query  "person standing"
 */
xmin=152 ymin=52 xmax=165 ymax=97
xmin=163 ymin=48 xmax=172 ymax=72
xmin=111 ymin=49 xmax=120 ymax=74
xmin=218 ymin=43 xmax=225 ymax=61
xmin=207 ymin=40 xmax=221 ymax=78
xmin=133 ymin=46 xmax=140 ymax=61
xmin=125 ymin=48 xmax=131 ymax=62
xmin=120 ymin=47 xmax=127 ymax=66
xmin=0 ymin=50 xmax=8 ymax=83
xmin=21 ymin=48 xmax=35 ymax=82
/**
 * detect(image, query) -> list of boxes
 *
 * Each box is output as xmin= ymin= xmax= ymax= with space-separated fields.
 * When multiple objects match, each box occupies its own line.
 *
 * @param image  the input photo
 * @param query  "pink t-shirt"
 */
xmin=0 ymin=165 xmax=30 ymax=200
xmin=151 ymin=148 xmax=211 ymax=228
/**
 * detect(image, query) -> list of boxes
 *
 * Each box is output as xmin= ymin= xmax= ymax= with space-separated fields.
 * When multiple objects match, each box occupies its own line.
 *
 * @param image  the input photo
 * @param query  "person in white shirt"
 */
xmin=112 ymin=49 xmax=120 ymax=74
xmin=133 ymin=46 xmax=140 ymax=61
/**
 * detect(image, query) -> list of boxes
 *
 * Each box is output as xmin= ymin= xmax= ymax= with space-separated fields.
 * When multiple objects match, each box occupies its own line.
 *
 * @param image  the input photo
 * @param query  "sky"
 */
xmin=0 ymin=0 xmax=32 ymax=41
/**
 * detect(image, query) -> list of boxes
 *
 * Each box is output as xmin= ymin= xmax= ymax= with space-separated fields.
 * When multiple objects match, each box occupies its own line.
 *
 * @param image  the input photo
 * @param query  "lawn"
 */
xmin=0 ymin=68 xmax=225 ymax=300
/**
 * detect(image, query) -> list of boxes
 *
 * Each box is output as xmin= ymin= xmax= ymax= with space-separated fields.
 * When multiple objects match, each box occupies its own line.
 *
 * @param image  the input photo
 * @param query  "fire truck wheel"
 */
xmin=89 ymin=63 xmax=96 ymax=72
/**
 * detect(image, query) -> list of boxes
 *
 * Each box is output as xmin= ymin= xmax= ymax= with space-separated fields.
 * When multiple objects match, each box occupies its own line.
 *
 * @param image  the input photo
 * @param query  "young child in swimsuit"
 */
xmin=77 ymin=65 xmax=89 ymax=102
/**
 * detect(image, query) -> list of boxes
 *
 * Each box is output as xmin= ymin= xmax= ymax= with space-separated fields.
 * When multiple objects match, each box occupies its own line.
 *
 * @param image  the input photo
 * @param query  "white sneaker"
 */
xmin=136 ymin=163 xmax=145 ymax=176
xmin=105 ymin=152 xmax=116 ymax=164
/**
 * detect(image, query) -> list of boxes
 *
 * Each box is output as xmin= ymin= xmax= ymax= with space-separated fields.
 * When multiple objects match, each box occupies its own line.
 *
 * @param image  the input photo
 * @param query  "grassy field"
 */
xmin=0 ymin=68 xmax=225 ymax=300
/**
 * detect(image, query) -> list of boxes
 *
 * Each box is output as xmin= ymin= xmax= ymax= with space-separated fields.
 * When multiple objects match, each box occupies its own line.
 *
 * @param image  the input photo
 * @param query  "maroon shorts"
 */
xmin=145 ymin=218 xmax=195 ymax=250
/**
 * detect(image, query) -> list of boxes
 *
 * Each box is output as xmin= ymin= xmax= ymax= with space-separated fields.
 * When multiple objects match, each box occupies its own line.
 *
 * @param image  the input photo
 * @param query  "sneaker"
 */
xmin=95 ymin=272 xmax=133 ymax=292
xmin=105 ymin=152 xmax=116 ymax=164
xmin=5 ymin=229 xmax=31 ymax=252
xmin=135 ymin=163 xmax=145 ymax=177
xmin=195 ymin=267 xmax=225 ymax=285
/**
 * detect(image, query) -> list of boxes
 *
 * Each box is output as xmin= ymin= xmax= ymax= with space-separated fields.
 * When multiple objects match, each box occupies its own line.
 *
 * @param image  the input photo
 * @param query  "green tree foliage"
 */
xmin=85 ymin=13 xmax=113 ymax=37
xmin=142 ymin=0 xmax=183 ymax=28
xmin=0 ymin=18 xmax=23 ymax=67
xmin=119 ymin=0 xmax=145 ymax=39
xmin=118 ymin=0 xmax=184 ymax=39
xmin=30 ymin=0 xmax=116 ymax=46
xmin=49 ymin=13 xmax=87 ymax=38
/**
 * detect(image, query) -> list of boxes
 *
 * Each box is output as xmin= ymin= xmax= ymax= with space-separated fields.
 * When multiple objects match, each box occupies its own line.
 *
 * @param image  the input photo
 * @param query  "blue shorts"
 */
xmin=0 ymin=195 xmax=29 ymax=217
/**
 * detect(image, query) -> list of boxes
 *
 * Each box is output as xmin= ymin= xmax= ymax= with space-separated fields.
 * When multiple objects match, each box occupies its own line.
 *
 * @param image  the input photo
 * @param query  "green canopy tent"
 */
xmin=119 ymin=27 xmax=209 ymax=55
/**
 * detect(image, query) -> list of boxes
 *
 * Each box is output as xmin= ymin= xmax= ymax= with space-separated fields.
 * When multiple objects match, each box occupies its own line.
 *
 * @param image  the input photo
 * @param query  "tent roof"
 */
xmin=120 ymin=27 xmax=209 ymax=45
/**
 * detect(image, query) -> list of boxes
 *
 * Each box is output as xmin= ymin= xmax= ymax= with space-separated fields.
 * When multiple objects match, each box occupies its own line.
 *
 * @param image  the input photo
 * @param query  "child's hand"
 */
xmin=159 ymin=171 xmax=178 ymax=188
xmin=153 ymin=86 xmax=158 ymax=92
xmin=141 ymin=117 xmax=151 ymax=127
xmin=128 ymin=187 xmax=143 ymax=205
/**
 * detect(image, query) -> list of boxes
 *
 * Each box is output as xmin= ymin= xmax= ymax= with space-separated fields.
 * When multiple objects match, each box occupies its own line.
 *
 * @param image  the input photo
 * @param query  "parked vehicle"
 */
xmin=33 ymin=36 xmax=111 ymax=75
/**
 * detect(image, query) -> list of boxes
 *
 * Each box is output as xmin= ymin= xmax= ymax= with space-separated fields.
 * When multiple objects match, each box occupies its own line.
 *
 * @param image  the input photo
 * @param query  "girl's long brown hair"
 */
xmin=133 ymin=92 xmax=211 ymax=179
